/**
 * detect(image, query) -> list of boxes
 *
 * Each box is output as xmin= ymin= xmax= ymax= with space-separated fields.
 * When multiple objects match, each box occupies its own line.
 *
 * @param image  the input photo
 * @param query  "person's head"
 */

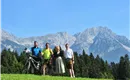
xmin=45 ymin=43 xmax=49 ymax=49
xmin=55 ymin=46 xmax=60 ymax=52
xmin=65 ymin=43 xmax=69 ymax=49
xmin=34 ymin=41 xmax=38 ymax=47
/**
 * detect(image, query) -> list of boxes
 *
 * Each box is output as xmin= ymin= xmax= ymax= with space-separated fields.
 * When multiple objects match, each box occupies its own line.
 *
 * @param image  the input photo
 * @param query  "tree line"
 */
xmin=1 ymin=48 xmax=130 ymax=80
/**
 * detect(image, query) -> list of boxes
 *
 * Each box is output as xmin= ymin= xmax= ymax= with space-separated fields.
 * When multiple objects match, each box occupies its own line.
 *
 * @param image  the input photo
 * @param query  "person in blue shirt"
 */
xmin=31 ymin=41 xmax=42 ymax=62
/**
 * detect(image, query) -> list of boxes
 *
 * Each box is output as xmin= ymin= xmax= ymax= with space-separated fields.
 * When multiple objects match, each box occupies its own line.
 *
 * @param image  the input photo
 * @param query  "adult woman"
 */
xmin=54 ymin=46 xmax=65 ymax=75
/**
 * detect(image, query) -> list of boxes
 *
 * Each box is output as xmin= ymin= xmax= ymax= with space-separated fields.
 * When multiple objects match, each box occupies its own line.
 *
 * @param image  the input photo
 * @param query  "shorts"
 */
xmin=43 ymin=59 xmax=50 ymax=65
xmin=66 ymin=58 xmax=73 ymax=69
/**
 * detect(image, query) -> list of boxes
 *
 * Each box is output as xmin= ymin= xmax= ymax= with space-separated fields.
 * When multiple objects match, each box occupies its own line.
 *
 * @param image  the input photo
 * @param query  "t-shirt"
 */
xmin=31 ymin=47 xmax=41 ymax=57
xmin=64 ymin=48 xmax=73 ymax=59
xmin=42 ymin=48 xmax=52 ymax=59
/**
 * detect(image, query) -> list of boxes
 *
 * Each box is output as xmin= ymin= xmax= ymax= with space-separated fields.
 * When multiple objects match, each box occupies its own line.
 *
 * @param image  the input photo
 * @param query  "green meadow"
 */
xmin=1 ymin=74 xmax=112 ymax=80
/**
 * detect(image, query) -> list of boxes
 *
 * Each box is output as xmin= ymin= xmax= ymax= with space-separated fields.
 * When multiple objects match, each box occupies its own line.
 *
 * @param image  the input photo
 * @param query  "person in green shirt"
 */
xmin=42 ymin=43 xmax=53 ymax=75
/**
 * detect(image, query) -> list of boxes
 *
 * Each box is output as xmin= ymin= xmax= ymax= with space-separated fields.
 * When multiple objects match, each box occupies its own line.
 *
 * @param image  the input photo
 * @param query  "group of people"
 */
xmin=29 ymin=41 xmax=75 ymax=78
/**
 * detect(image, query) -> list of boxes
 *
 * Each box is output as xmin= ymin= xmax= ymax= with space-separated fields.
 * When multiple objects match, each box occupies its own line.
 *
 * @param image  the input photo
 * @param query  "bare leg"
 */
xmin=43 ymin=64 xmax=46 ymax=75
xmin=71 ymin=63 xmax=75 ymax=78
xmin=72 ymin=69 xmax=75 ymax=77
xmin=69 ymin=69 xmax=72 ymax=77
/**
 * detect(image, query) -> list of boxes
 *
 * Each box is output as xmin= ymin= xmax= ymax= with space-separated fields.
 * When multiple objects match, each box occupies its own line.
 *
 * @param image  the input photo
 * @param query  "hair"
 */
xmin=65 ymin=43 xmax=69 ymax=46
xmin=34 ymin=41 xmax=37 ymax=43
xmin=56 ymin=46 xmax=60 ymax=50
xmin=45 ymin=43 xmax=49 ymax=46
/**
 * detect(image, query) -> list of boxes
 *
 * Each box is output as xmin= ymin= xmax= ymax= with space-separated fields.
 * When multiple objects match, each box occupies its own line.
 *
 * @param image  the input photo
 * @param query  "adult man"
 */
xmin=64 ymin=43 xmax=75 ymax=78
xmin=31 ymin=41 xmax=42 ymax=62
xmin=42 ymin=43 xmax=53 ymax=75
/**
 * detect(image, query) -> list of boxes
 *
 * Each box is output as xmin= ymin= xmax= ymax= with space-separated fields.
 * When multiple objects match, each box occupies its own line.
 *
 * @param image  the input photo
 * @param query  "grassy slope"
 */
xmin=1 ymin=74 xmax=112 ymax=80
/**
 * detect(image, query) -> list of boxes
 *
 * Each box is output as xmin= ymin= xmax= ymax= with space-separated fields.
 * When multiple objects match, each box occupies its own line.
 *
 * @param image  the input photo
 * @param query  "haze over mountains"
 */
xmin=1 ymin=27 xmax=130 ymax=62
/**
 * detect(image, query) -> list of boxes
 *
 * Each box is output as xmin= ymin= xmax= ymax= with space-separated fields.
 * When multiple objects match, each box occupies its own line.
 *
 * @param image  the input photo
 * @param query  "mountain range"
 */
xmin=1 ymin=27 xmax=130 ymax=62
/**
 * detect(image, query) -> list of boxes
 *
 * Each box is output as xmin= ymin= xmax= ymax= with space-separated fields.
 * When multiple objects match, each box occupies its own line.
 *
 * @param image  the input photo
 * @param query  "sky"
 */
xmin=1 ymin=0 xmax=129 ymax=38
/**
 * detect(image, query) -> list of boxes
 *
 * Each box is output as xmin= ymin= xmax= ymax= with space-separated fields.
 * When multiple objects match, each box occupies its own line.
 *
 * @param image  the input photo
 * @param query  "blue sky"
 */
xmin=2 ymin=0 xmax=129 ymax=38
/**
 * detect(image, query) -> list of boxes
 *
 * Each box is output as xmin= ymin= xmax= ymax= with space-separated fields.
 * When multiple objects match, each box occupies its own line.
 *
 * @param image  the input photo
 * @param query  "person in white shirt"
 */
xmin=64 ymin=43 xmax=75 ymax=78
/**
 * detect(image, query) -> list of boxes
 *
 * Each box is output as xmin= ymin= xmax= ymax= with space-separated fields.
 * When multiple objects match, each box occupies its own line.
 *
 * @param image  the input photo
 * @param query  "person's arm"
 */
xmin=60 ymin=50 xmax=64 ymax=57
xmin=71 ymin=50 xmax=74 ymax=63
xmin=64 ymin=50 xmax=66 ymax=58
xmin=39 ymin=48 xmax=42 ymax=56
xmin=50 ymin=49 xmax=53 ymax=55
xmin=41 ymin=49 xmax=44 ymax=56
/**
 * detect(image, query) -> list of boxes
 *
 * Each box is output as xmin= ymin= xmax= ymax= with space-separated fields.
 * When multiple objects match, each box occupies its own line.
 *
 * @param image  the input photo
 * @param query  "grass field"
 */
xmin=1 ymin=74 xmax=112 ymax=80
